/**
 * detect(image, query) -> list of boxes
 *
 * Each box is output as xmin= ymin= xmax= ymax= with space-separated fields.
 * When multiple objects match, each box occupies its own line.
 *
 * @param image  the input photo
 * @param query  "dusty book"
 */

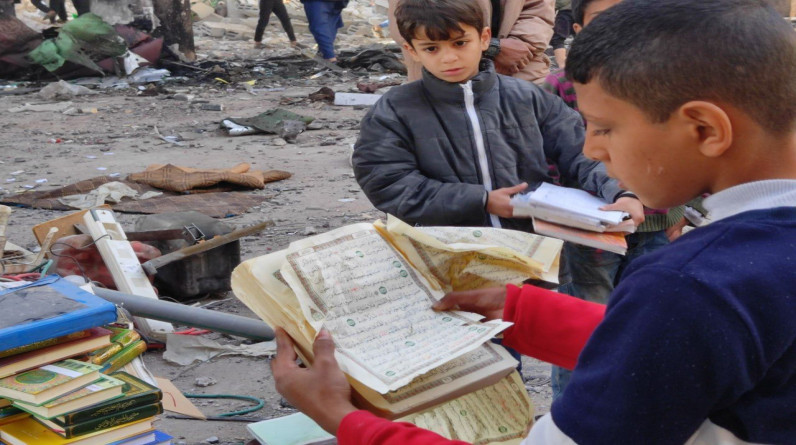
xmin=0 ymin=330 xmax=92 ymax=359
xmin=13 ymin=374 xmax=126 ymax=419
xmin=511 ymin=182 xmax=635 ymax=233
xmin=0 ymin=327 xmax=112 ymax=379
xmin=0 ymin=415 xmax=154 ymax=445
xmin=0 ymin=276 xmax=117 ymax=353
xmin=231 ymin=216 xmax=562 ymax=419
xmin=53 ymin=371 xmax=161 ymax=425
xmin=35 ymin=402 xmax=162 ymax=438
xmin=533 ymin=219 xmax=629 ymax=255
xmin=0 ymin=359 xmax=101 ymax=405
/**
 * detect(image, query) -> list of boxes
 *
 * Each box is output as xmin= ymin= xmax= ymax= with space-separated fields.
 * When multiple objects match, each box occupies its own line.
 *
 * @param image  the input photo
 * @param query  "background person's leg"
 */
xmin=254 ymin=0 xmax=275 ymax=43
xmin=271 ymin=0 xmax=296 ymax=42
xmin=304 ymin=0 xmax=336 ymax=59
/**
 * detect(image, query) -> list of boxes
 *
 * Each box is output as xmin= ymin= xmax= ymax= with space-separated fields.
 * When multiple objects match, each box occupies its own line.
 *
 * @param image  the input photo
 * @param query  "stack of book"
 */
xmin=0 ymin=277 xmax=172 ymax=445
xmin=511 ymin=183 xmax=636 ymax=254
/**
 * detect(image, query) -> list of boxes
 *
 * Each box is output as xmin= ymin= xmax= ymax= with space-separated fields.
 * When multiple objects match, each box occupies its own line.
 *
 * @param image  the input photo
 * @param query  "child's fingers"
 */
xmin=272 ymin=328 xmax=299 ymax=375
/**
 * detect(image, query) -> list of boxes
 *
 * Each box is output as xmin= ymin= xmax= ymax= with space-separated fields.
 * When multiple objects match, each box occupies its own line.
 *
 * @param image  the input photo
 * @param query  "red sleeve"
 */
xmin=338 ymin=410 xmax=469 ymax=445
xmin=501 ymin=284 xmax=605 ymax=370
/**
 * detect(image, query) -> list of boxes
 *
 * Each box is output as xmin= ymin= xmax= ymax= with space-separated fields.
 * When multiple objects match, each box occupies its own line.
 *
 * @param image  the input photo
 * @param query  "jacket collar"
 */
xmin=420 ymin=59 xmax=498 ymax=103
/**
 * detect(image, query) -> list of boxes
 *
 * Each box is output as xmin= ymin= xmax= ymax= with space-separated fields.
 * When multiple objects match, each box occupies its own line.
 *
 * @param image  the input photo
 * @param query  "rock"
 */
xmin=272 ymin=138 xmax=287 ymax=146
xmin=303 ymin=226 xmax=318 ymax=236
xmin=205 ymin=437 xmax=220 ymax=444
xmin=194 ymin=376 xmax=218 ymax=387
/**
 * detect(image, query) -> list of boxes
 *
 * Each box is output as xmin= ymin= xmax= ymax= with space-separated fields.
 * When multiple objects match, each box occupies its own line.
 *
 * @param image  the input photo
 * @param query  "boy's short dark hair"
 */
xmin=395 ymin=0 xmax=484 ymax=46
xmin=566 ymin=0 xmax=796 ymax=134
xmin=571 ymin=0 xmax=596 ymax=25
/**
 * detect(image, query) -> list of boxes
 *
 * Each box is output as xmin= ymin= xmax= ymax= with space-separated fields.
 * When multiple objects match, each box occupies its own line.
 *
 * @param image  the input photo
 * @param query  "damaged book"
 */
xmin=232 ymin=216 xmax=562 ymax=443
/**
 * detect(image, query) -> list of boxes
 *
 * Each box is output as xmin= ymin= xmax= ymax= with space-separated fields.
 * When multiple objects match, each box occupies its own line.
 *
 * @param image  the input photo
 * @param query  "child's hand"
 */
xmin=487 ymin=182 xmax=528 ymax=218
xmin=602 ymin=197 xmax=646 ymax=226
xmin=433 ymin=287 xmax=507 ymax=321
xmin=271 ymin=328 xmax=356 ymax=434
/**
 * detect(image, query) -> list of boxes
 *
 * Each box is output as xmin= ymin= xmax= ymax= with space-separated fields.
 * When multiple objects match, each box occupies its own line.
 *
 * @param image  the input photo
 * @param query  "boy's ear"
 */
xmin=573 ymin=23 xmax=582 ymax=34
xmin=677 ymin=101 xmax=733 ymax=158
xmin=402 ymin=41 xmax=421 ymax=62
xmin=481 ymin=27 xmax=491 ymax=50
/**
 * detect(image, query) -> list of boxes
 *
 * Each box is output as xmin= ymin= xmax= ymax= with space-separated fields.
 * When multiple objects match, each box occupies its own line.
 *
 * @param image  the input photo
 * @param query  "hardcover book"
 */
xmin=55 ymin=371 xmax=162 ymax=425
xmin=0 ymin=276 xmax=117 ymax=352
xmin=0 ymin=327 xmax=112 ymax=379
xmin=109 ymin=430 xmax=173 ymax=445
xmin=533 ymin=219 xmax=629 ymax=255
xmin=13 ymin=374 xmax=126 ymax=419
xmin=0 ymin=415 xmax=154 ymax=445
xmin=0 ymin=330 xmax=91 ymax=359
xmin=231 ymin=216 xmax=556 ymax=424
xmin=36 ymin=402 xmax=163 ymax=438
xmin=0 ymin=359 xmax=101 ymax=405
xmin=512 ymin=182 xmax=635 ymax=233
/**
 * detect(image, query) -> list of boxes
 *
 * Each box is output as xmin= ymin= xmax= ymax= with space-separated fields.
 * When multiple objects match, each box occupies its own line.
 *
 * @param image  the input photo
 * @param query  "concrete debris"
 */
xmin=38 ymin=80 xmax=97 ymax=101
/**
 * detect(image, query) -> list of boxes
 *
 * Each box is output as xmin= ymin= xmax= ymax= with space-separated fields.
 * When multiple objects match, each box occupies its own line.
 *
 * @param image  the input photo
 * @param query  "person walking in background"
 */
xmin=549 ymin=0 xmax=573 ymax=67
xmin=31 ymin=0 xmax=66 ymax=23
xmin=301 ymin=0 xmax=348 ymax=62
xmin=254 ymin=0 xmax=298 ymax=49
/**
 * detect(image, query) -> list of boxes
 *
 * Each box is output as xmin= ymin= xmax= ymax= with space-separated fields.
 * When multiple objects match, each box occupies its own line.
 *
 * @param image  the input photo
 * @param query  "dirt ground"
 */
xmin=0 ymin=25 xmax=554 ymax=445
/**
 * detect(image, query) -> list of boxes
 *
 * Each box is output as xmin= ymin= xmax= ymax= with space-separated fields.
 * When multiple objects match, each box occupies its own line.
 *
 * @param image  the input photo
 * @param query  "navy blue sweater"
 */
xmin=553 ymin=207 xmax=796 ymax=444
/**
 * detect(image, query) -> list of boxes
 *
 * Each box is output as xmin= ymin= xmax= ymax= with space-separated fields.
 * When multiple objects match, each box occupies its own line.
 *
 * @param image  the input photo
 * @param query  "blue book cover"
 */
xmin=108 ymin=430 xmax=173 ymax=445
xmin=0 ymin=275 xmax=117 ymax=352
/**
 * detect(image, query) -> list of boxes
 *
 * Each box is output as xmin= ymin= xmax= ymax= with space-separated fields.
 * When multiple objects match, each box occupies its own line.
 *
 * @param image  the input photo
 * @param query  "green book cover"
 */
xmin=38 ymin=402 xmax=162 ymax=438
xmin=0 ymin=360 xmax=100 ymax=400
xmin=12 ymin=374 xmax=126 ymax=419
xmin=55 ymin=371 xmax=161 ymax=425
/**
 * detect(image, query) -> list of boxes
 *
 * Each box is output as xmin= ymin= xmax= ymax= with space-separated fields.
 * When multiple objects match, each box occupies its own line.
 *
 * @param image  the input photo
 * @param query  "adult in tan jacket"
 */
xmin=388 ymin=0 xmax=555 ymax=83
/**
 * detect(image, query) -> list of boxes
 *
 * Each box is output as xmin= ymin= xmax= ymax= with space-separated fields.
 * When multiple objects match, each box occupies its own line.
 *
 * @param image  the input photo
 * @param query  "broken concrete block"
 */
xmin=196 ymin=22 xmax=227 ymax=38
xmin=191 ymin=1 xmax=216 ymax=21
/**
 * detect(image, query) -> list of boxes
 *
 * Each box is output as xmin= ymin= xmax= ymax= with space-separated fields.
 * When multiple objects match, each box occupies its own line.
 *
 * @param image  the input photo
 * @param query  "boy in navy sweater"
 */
xmin=270 ymin=0 xmax=796 ymax=443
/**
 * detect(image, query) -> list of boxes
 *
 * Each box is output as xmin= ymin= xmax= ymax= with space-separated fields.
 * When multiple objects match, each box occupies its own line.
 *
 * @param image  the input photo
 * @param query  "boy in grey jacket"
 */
xmin=353 ymin=0 xmax=642 ymax=235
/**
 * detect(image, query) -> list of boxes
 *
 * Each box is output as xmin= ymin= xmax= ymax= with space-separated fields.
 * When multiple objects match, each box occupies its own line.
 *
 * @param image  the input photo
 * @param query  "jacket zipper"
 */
xmin=462 ymin=81 xmax=501 ymax=228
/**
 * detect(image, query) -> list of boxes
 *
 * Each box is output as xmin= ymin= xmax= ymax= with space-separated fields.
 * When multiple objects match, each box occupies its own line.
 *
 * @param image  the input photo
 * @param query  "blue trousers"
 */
xmin=303 ymin=0 xmax=345 ymax=59
xmin=552 ymin=230 xmax=671 ymax=399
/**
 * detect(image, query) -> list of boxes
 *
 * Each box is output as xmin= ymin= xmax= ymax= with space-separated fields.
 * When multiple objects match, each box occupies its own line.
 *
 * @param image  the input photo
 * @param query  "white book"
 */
xmin=512 ymin=183 xmax=633 ymax=232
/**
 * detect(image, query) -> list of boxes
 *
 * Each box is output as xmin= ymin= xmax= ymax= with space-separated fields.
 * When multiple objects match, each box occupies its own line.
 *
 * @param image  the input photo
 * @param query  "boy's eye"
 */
xmin=454 ymin=40 xmax=467 ymax=47
xmin=591 ymin=129 xmax=611 ymax=136
xmin=423 ymin=46 xmax=437 ymax=53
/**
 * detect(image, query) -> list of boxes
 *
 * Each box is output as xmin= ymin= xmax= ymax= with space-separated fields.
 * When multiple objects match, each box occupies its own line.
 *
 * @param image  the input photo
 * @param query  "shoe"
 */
xmin=46 ymin=10 xmax=56 ymax=24
xmin=253 ymin=41 xmax=265 ymax=49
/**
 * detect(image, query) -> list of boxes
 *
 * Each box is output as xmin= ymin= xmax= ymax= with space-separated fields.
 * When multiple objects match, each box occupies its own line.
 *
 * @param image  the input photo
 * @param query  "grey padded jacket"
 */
xmin=353 ymin=60 xmax=623 ymax=233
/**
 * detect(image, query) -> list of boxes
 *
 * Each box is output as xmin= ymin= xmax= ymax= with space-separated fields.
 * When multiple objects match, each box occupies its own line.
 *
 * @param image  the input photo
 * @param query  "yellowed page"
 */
xmin=231 ymin=252 xmax=316 ymax=359
xmin=279 ymin=224 xmax=512 ymax=393
xmin=400 ymin=372 xmax=534 ymax=445
xmin=383 ymin=216 xmax=562 ymax=290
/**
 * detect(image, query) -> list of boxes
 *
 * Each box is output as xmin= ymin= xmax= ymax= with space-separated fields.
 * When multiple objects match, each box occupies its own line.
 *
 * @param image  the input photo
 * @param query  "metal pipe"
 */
xmin=92 ymin=287 xmax=274 ymax=342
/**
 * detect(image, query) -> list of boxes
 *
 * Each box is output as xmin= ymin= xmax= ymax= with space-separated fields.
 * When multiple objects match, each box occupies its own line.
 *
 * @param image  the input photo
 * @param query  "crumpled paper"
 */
xmin=57 ymin=181 xmax=162 ymax=209
xmin=162 ymin=333 xmax=276 ymax=366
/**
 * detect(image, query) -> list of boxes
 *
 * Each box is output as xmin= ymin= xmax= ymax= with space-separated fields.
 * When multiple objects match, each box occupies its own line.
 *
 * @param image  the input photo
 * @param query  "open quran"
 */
xmin=231 ymin=216 xmax=563 ymax=444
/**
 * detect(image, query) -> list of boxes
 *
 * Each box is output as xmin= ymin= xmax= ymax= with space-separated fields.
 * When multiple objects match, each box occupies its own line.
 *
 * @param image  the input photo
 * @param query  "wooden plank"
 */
xmin=82 ymin=209 xmax=173 ymax=340
xmin=31 ymin=206 xmax=111 ymax=248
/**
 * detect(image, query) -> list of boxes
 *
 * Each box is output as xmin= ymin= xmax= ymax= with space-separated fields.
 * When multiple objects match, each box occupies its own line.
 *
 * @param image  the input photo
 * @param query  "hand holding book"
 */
xmin=271 ymin=328 xmax=356 ymax=435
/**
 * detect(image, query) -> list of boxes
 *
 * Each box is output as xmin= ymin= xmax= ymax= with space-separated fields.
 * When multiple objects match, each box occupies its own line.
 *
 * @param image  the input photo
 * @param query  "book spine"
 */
xmin=59 ymin=403 xmax=162 ymax=438
xmin=89 ymin=329 xmax=141 ymax=365
xmin=0 ymin=331 xmax=90 ymax=359
xmin=100 ymin=340 xmax=147 ymax=374
xmin=60 ymin=391 xmax=161 ymax=424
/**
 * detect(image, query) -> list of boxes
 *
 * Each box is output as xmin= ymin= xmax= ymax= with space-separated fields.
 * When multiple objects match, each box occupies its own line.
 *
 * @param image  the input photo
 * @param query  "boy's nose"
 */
xmin=582 ymin=133 xmax=608 ymax=162
xmin=440 ymin=49 xmax=457 ymax=63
